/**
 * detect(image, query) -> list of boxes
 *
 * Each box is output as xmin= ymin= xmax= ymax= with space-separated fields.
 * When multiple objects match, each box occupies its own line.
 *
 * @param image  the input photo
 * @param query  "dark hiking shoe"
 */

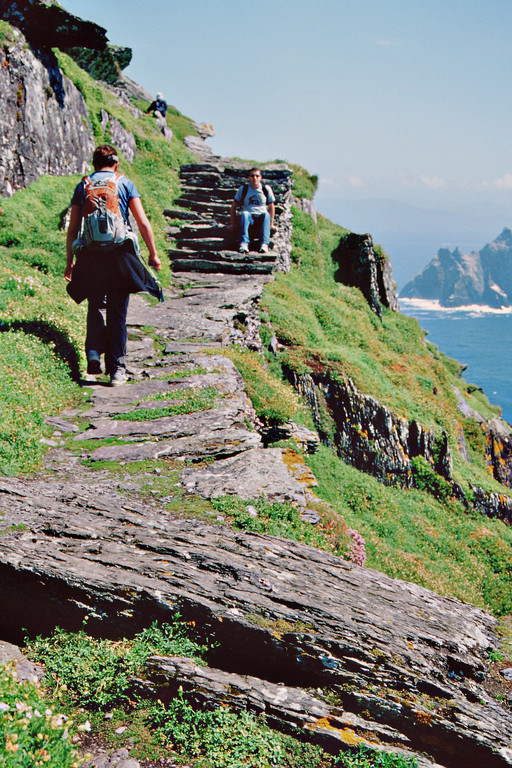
xmin=87 ymin=355 xmax=102 ymax=375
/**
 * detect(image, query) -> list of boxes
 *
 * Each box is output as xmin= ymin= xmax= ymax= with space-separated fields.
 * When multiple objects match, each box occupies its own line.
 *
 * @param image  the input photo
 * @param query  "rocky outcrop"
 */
xmin=332 ymin=232 xmax=399 ymax=317
xmin=100 ymin=108 xmax=137 ymax=164
xmin=294 ymin=370 xmax=512 ymax=522
xmin=0 ymin=479 xmax=511 ymax=767
xmin=293 ymin=371 xmax=449 ymax=487
xmin=0 ymin=29 xmax=94 ymax=195
xmin=0 ymin=0 xmax=107 ymax=50
xmin=401 ymin=229 xmax=512 ymax=308
xmin=454 ymin=386 xmax=512 ymax=490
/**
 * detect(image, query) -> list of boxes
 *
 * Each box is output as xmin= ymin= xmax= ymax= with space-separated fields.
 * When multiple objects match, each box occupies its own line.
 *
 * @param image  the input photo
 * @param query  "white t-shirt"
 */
xmin=235 ymin=183 xmax=275 ymax=215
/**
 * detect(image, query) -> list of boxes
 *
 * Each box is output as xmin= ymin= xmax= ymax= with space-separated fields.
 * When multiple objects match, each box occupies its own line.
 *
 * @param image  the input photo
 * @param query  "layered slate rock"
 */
xmin=332 ymin=232 xmax=399 ymax=317
xmin=0 ymin=26 xmax=94 ymax=196
xmin=0 ymin=483 xmax=511 ymax=766
xmin=166 ymin=162 xmax=293 ymax=274
xmin=292 ymin=371 xmax=450 ymax=487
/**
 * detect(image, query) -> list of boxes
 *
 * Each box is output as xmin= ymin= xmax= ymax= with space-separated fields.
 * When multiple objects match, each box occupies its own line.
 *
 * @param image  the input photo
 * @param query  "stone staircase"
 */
xmin=164 ymin=162 xmax=293 ymax=274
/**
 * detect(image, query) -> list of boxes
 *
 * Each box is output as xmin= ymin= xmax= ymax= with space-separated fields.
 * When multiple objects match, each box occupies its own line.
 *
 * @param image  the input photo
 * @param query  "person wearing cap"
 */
xmin=147 ymin=92 xmax=167 ymax=119
xmin=65 ymin=144 xmax=162 ymax=386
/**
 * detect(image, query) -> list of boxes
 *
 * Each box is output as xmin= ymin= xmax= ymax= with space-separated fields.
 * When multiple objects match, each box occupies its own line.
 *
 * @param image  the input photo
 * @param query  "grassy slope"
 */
xmin=260 ymin=208 xmax=512 ymax=616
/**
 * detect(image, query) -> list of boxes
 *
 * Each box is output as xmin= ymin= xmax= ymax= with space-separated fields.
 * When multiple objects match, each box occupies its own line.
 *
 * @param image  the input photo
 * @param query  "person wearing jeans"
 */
xmin=230 ymin=168 xmax=276 ymax=254
xmin=65 ymin=144 xmax=162 ymax=386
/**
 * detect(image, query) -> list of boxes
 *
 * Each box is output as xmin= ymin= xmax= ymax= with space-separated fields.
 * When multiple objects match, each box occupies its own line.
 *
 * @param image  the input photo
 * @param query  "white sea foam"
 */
xmin=398 ymin=298 xmax=512 ymax=316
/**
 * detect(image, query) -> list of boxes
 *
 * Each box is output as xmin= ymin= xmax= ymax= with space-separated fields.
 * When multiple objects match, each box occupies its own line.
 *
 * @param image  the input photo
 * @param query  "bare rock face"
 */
xmin=0 ymin=0 xmax=107 ymax=50
xmin=0 ymin=30 xmax=94 ymax=196
xmin=293 ymin=371 xmax=450 ymax=487
xmin=332 ymin=232 xmax=399 ymax=317
xmin=0 ymin=484 xmax=511 ymax=766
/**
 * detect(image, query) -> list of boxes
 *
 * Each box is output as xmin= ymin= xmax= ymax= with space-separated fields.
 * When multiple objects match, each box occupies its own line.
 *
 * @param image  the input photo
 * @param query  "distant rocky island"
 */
xmin=400 ymin=227 xmax=512 ymax=307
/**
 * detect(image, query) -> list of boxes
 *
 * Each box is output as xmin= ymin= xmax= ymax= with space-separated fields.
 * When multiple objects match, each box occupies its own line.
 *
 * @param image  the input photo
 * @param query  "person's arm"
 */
xmin=65 ymin=204 xmax=82 ymax=281
xmin=128 ymin=196 xmax=161 ymax=270
xmin=230 ymin=199 xmax=239 ymax=228
xmin=268 ymin=201 xmax=275 ymax=229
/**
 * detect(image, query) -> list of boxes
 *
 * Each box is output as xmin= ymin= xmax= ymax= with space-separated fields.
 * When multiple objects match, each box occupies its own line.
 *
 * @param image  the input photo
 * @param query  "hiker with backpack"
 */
xmin=65 ymin=144 xmax=162 ymax=387
xmin=230 ymin=168 xmax=276 ymax=254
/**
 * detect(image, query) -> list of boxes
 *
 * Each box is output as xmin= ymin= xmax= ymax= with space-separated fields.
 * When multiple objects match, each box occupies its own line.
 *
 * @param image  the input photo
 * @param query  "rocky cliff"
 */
xmin=401 ymin=228 xmax=512 ymax=308
xmin=0 ymin=23 xmax=94 ymax=195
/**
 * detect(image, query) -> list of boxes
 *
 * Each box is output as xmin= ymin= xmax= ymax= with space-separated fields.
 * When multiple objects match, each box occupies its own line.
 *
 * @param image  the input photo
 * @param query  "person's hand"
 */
xmin=64 ymin=264 xmax=73 ymax=282
xmin=149 ymin=254 xmax=162 ymax=271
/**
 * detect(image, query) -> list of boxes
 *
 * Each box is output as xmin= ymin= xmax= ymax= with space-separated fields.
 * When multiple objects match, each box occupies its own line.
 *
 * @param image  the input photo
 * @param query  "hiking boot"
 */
xmin=87 ymin=353 xmax=102 ymax=375
xmin=110 ymin=368 xmax=127 ymax=387
xmin=259 ymin=244 xmax=269 ymax=254
xmin=239 ymin=243 xmax=249 ymax=253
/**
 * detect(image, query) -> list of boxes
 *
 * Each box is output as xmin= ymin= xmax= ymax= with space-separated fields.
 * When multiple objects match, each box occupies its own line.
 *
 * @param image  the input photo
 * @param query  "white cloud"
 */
xmin=376 ymin=39 xmax=394 ymax=46
xmin=494 ymin=173 xmax=512 ymax=189
xmin=419 ymin=174 xmax=446 ymax=189
xmin=348 ymin=175 xmax=365 ymax=188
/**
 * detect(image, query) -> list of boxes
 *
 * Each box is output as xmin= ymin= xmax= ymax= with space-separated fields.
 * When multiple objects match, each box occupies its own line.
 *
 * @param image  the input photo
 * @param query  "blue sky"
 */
xmin=61 ymin=0 xmax=512 ymax=286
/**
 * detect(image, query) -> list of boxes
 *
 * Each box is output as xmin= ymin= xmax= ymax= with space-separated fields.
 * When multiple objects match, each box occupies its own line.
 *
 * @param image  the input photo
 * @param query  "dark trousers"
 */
xmin=86 ymin=289 xmax=130 ymax=374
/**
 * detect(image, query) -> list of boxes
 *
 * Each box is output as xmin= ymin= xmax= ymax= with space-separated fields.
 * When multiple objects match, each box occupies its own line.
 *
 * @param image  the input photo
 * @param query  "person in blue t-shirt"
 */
xmin=65 ymin=144 xmax=161 ymax=386
xmin=230 ymin=168 xmax=276 ymax=254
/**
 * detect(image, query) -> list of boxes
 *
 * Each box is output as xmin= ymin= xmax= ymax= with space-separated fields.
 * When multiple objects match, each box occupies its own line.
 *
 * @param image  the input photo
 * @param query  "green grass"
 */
xmin=0 ymin=47 xmax=201 ymax=476
xmin=260 ymin=207 xmax=509 ymax=499
xmin=148 ymin=692 xmax=328 ymax=768
xmin=307 ymin=445 xmax=512 ymax=615
xmin=335 ymin=746 xmax=417 ymax=767
xmin=223 ymin=346 xmax=301 ymax=426
xmin=0 ymin=331 xmax=83 ymax=475
xmin=25 ymin=623 xmax=333 ymax=767
xmin=213 ymin=494 xmax=352 ymax=556
xmin=25 ymin=619 xmax=209 ymax=710
xmin=112 ymin=385 xmax=220 ymax=421
xmin=54 ymin=49 xmax=197 ymax=287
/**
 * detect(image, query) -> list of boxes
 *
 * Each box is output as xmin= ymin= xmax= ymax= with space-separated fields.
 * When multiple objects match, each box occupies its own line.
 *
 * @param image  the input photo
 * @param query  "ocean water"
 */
xmin=399 ymin=299 xmax=512 ymax=425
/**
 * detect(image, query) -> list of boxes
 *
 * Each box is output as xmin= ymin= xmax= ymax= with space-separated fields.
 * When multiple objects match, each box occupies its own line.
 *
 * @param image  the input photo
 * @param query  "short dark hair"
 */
xmin=92 ymin=145 xmax=119 ymax=170
xmin=248 ymin=167 xmax=261 ymax=176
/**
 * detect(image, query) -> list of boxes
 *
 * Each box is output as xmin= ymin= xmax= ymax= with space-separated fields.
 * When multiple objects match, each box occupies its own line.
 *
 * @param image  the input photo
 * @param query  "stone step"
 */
xmin=163 ymin=208 xmax=207 ymax=222
xmin=178 ymin=174 xmax=224 ymax=188
xmin=171 ymin=258 xmax=274 ymax=275
xmin=178 ymin=187 xmax=236 ymax=203
xmin=174 ymin=237 xmax=230 ymax=250
xmin=169 ymin=248 xmax=277 ymax=263
xmin=177 ymin=224 xmax=226 ymax=239
xmin=176 ymin=199 xmax=230 ymax=216
xmin=180 ymin=163 xmax=221 ymax=174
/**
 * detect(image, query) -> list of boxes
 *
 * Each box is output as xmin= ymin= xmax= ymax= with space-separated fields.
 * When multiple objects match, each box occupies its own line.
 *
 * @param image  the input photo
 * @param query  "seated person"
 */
xmin=230 ymin=168 xmax=275 ymax=253
xmin=146 ymin=92 xmax=167 ymax=118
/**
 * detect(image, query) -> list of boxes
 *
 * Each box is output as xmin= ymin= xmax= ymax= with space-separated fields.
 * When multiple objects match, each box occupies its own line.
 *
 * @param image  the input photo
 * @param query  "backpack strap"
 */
xmin=237 ymin=183 xmax=249 ymax=206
